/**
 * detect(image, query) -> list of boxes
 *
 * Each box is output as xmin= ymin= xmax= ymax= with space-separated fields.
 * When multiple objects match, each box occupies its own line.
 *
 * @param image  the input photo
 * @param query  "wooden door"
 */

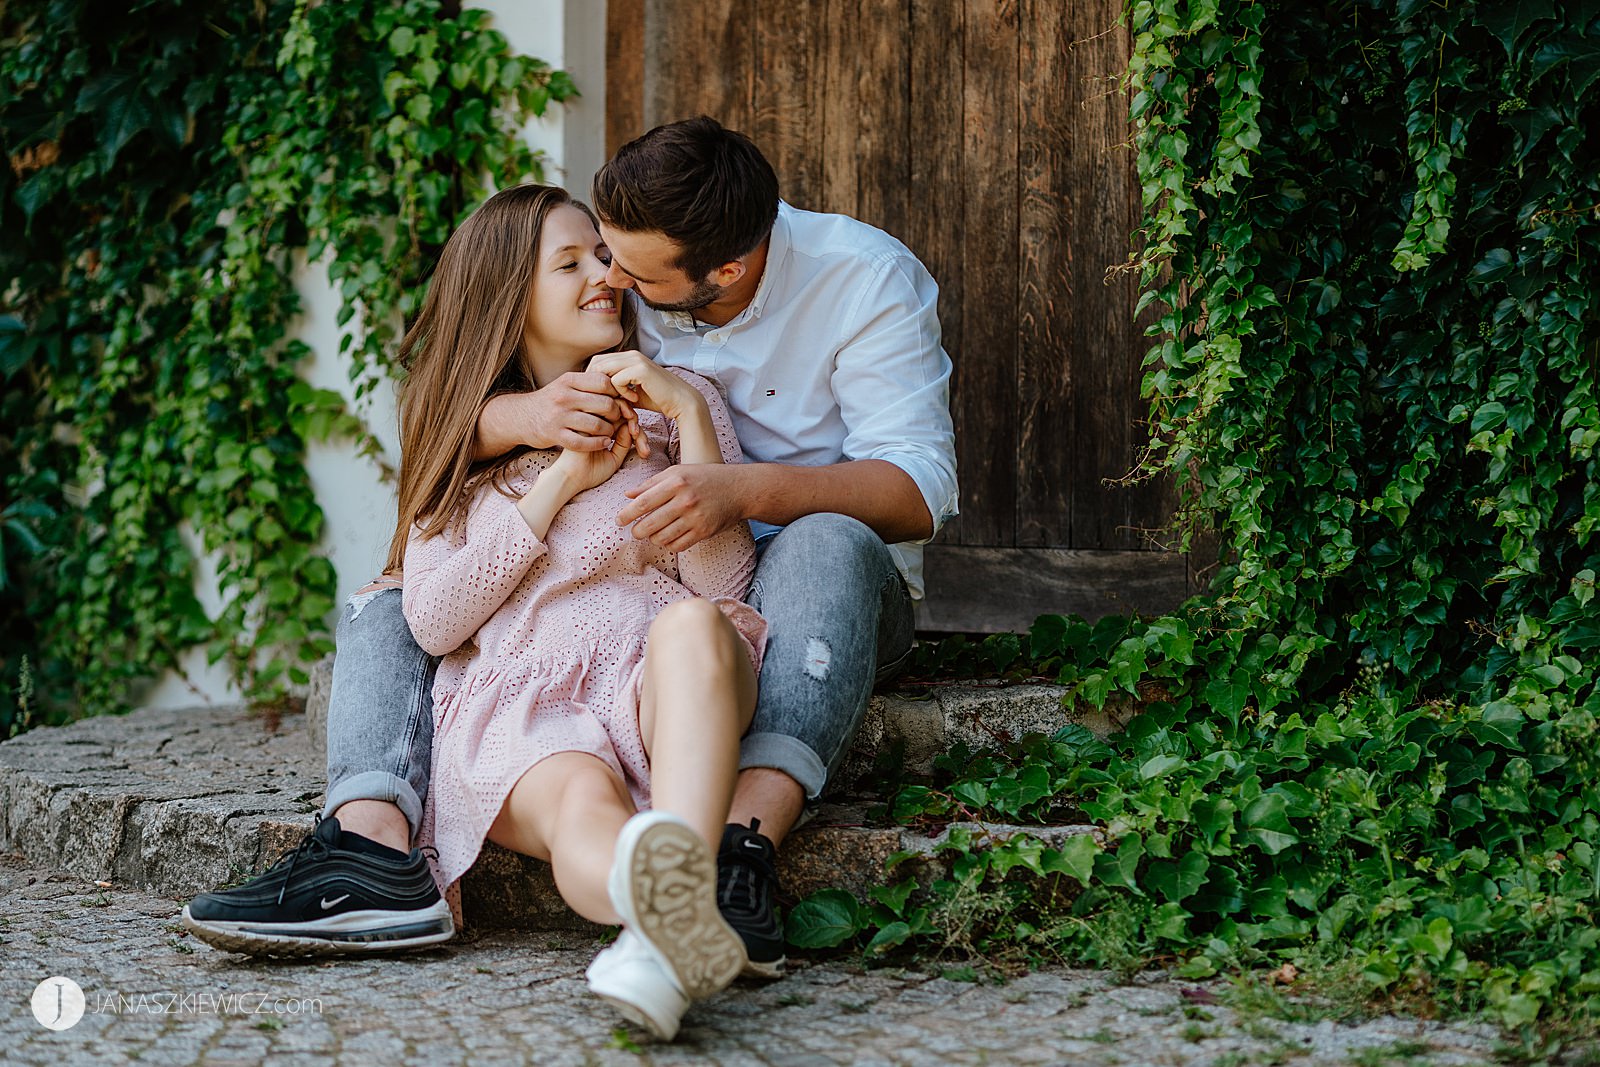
xmin=607 ymin=0 xmax=1192 ymax=632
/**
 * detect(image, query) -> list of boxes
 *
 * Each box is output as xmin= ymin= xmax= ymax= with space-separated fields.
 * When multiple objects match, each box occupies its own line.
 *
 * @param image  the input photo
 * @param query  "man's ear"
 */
xmin=711 ymin=259 xmax=747 ymax=287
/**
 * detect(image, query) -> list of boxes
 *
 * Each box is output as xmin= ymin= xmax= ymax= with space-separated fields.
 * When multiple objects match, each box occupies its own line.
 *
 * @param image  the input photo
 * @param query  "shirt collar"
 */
xmin=744 ymin=201 xmax=791 ymax=322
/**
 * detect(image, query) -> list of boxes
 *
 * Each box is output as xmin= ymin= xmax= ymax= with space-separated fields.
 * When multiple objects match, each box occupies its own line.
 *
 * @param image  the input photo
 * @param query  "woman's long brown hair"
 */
xmin=384 ymin=184 xmax=635 ymax=574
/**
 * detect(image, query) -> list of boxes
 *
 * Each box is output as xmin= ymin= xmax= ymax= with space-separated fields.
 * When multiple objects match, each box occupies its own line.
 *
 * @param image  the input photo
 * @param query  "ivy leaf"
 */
xmin=96 ymin=89 xmax=156 ymax=170
xmin=784 ymin=890 xmax=862 ymax=949
xmin=1145 ymin=850 xmax=1210 ymax=903
xmin=1468 ymin=247 xmax=1514 ymax=285
xmin=1140 ymin=753 xmax=1185 ymax=780
xmin=1191 ymin=865 xmax=1245 ymax=916
xmin=868 ymin=878 xmax=915 ymax=918
xmin=1243 ymin=794 xmax=1299 ymax=855
xmin=0 ymin=316 xmax=32 ymax=378
xmin=1471 ymin=702 xmax=1525 ymax=749
xmin=1474 ymin=0 xmax=1557 ymax=59
xmin=865 ymin=921 xmax=912 ymax=955
xmin=1041 ymin=833 xmax=1099 ymax=887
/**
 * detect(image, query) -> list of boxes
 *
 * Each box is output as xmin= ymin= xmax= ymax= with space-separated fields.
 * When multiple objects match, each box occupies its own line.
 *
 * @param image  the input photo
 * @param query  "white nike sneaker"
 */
xmin=608 ymin=811 xmax=748 ymax=1002
xmin=585 ymin=928 xmax=691 ymax=1040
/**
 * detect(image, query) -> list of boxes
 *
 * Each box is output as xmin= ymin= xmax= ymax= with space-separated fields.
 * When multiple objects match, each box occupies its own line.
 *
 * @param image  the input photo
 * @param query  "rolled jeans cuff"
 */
xmin=322 ymin=771 xmax=424 ymax=843
xmin=739 ymin=732 xmax=829 ymax=801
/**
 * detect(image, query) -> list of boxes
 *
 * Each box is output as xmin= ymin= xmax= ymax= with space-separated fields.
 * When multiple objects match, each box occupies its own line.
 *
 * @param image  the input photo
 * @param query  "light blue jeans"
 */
xmin=321 ymin=513 xmax=914 ymax=837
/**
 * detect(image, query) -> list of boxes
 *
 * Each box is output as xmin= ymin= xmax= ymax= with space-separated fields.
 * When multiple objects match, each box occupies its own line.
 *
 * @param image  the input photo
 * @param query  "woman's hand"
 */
xmin=547 ymin=420 xmax=638 ymax=495
xmin=588 ymin=351 xmax=705 ymax=423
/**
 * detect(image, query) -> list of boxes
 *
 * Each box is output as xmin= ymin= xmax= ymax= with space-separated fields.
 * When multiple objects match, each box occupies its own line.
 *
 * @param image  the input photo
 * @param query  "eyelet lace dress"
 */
xmin=401 ymin=369 xmax=767 ymax=921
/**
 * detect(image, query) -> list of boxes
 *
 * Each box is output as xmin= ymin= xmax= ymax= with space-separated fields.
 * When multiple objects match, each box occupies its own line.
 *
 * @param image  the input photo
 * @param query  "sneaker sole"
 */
xmin=614 ymin=817 xmax=747 ymax=1000
xmin=589 ymin=988 xmax=680 ymax=1041
xmin=739 ymin=955 xmax=786 ymax=980
xmin=180 ymin=902 xmax=454 ymax=957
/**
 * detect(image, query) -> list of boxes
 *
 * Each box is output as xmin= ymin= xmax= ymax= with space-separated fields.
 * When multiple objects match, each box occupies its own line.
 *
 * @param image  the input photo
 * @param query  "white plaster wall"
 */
xmin=139 ymin=0 xmax=607 ymax=709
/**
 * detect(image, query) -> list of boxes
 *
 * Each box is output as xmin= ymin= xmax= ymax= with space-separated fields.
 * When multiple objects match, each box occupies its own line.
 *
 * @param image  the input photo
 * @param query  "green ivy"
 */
xmin=1 ymin=0 xmax=574 ymax=730
xmin=795 ymin=0 xmax=1600 ymax=1036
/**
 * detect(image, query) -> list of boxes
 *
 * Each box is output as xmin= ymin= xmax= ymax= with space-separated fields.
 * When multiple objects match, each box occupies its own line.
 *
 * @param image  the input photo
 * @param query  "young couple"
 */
xmin=181 ymin=117 xmax=958 ymax=1039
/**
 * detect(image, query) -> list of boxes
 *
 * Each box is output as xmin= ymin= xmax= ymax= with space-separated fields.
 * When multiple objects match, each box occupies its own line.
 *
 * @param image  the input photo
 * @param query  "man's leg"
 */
xmin=718 ymin=513 xmax=914 ymax=972
xmin=320 ymin=583 xmax=435 ymax=848
xmin=182 ymin=584 xmax=453 ymax=957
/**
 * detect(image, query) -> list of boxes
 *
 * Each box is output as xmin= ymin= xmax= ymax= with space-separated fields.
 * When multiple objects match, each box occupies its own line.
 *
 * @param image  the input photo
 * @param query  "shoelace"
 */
xmin=273 ymin=819 xmax=334 ymax=906
xmin=718 ymin=829 xmax=776 ymax=914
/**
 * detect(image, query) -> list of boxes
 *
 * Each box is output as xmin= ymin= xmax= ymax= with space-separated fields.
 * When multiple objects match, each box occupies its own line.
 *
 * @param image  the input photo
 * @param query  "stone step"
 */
xmin=1 ymin=675 xmax=1112 ymax=933
xmin=303 ymin=657 xmax=1127 ymax=784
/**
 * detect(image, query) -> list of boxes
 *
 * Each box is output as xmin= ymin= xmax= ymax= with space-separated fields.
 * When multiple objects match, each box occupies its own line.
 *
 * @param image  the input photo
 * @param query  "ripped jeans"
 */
xmin=320 ymin=512 xmax=913 ymax=838
xmin=741 ymin=513 xmax=914 ymax=799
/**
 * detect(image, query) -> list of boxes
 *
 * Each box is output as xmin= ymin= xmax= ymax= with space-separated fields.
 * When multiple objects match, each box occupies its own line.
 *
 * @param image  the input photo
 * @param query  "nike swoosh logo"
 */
xmin=320 ymin=894 xmax=351 ymax=910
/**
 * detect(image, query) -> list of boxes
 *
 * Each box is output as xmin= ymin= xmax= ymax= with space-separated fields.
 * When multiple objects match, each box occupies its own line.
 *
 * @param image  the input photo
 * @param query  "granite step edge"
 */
xmin=305 ymin=658 xmax=1132 ymax=781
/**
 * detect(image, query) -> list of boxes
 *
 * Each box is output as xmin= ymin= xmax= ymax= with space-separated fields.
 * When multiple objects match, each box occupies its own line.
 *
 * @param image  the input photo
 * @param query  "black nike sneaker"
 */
xmin=181 ymin=815 xmax=454 ymax=957
xmin=717 ymin=819 xmax=786 ymax=978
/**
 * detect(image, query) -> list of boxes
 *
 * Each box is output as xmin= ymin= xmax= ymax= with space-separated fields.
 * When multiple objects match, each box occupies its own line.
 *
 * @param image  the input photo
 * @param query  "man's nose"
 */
xmin=605 ymin=262 xmax=635 ymax=290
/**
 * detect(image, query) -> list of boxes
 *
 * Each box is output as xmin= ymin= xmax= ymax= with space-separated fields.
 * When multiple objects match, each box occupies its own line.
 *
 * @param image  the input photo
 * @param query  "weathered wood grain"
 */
xmin=851 ymin=0 xmax=911 ymax=242
xmin=914 ymin=544 xmax=1190 ymax=632
xmin=950 ymin=0 xmax=1019 ymax=548
xmin=1016 ymin=0 xmax=1074 ymax=548
xmin=643 ymin=0 xmax=753 ymax=131
xmin=751 ymin=0 xmax=829 ymax=210
xmin=605 ymin=0 xmax=645 ymax=155
xmin=1059 ymin=7 xmax=1170 ymax=550
xmin=908 ymin=0 xmax=966 ymax=544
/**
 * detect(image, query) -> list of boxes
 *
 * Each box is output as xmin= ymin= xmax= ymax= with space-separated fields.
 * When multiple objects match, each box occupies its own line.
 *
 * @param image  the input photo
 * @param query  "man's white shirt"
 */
xmin=634 ymin=201 xmax=959 ymax=599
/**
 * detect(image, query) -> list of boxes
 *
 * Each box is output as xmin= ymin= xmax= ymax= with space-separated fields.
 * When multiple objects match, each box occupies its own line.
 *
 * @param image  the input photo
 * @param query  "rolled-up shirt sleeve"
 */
xmin=830 ymin=254 xmax=960 ymax=542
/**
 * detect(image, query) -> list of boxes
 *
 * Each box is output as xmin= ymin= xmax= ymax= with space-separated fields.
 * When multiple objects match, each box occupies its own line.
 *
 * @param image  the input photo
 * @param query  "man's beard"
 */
xmin=637 ymin=275 xmax=725 ymax=314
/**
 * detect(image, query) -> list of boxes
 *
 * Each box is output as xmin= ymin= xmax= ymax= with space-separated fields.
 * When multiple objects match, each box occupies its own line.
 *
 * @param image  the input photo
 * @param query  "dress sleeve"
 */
xmin=401 ymin=479 xmax=548 ymax=656
xmin=666 ymin=370 xmax=759 ymax=601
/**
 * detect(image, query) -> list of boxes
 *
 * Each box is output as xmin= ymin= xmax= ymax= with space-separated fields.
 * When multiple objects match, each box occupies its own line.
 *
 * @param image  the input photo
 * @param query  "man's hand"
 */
xmin=477 ymin=372 xmax=639 ymax=459
xmin=617 ymin=463 xmax=747 ymax=553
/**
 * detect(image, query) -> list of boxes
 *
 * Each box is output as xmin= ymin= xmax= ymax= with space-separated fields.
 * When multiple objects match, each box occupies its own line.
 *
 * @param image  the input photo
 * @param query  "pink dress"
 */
xmin=402 ymin=369 xmax=767 ymax=909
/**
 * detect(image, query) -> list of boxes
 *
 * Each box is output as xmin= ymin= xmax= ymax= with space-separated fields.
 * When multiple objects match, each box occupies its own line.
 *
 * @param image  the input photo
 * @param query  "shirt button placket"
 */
xmin=694 ymin=332 xmax=722 ymax=378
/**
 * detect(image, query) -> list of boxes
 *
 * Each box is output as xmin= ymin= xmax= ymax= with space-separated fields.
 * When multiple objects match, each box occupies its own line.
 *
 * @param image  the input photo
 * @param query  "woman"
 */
xmin=396 ymin=184 xmax=765 ymax=1040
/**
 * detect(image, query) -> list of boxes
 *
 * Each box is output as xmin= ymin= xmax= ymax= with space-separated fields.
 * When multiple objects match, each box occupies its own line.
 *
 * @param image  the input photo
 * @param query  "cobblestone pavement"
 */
xmin=1 ymin=858 xmax=1504 ymax=1066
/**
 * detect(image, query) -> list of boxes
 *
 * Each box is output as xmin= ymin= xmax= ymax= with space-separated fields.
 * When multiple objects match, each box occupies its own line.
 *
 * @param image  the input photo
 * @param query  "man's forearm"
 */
xmin=740 ymin=459 xmax=934 ymax=543
xmin=474 ymin=393 xmax=533 ymax=462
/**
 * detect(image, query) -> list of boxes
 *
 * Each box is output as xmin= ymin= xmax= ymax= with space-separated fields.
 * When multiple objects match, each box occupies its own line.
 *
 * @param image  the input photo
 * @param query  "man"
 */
xmin=183 ymin=117 xmax=957 ymax=978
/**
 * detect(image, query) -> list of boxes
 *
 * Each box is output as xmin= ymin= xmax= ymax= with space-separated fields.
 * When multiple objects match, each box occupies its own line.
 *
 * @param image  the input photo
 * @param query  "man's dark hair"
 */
xmin=592 ymin=115 xmax=780 ymax=281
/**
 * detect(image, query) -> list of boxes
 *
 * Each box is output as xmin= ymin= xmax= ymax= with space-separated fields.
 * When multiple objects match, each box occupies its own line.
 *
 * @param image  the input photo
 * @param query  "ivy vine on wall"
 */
xmin=792 ymin=0 xmax=1600 ymax=1036
xmin=0 ymin=0 xmax=573 ymax=732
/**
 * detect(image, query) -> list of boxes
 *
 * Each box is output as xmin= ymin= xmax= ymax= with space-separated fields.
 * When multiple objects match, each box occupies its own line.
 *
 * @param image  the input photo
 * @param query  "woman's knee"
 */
xmin=648 ymin=600 xmax=739 ymax=664
xmin=549 ymin=757 xmax=629 ymax=822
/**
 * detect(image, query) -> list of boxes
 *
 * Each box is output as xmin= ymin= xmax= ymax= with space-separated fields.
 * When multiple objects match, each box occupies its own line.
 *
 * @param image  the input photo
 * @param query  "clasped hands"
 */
xmin=536 ymin=353 xmax=743 ymax=553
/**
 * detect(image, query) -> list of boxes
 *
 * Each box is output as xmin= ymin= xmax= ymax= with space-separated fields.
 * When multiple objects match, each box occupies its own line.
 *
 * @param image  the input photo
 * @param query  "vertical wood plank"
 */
xmin=951 ymin=0 xmax=1019 ymax=547
xmin=751 ymin=0 xmax=829 ymax=210
xmin=1058 ymin=5 xmax=1170 ymax=550
xmin=909 ymin=0 xmax=966 ymax=544
xmin=820 ymin=0 xmax=862 ymax=220
xmin=606 ymin=0 xmax=646 ymax=155
xmin=1015 ymin=0 xmax=1073 ymax=546
xmin=850 ymin=0 xmax=911 ymax=241
xmin=644 ymin=0 xmax=754 ymax=132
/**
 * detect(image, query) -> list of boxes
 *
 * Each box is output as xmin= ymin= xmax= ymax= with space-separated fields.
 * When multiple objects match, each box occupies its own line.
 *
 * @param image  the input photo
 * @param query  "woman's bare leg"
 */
xmin=487 ymin=752 xmax=636 ymax=924
xmin=637 ymin=599 xmax=759 ymax=850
